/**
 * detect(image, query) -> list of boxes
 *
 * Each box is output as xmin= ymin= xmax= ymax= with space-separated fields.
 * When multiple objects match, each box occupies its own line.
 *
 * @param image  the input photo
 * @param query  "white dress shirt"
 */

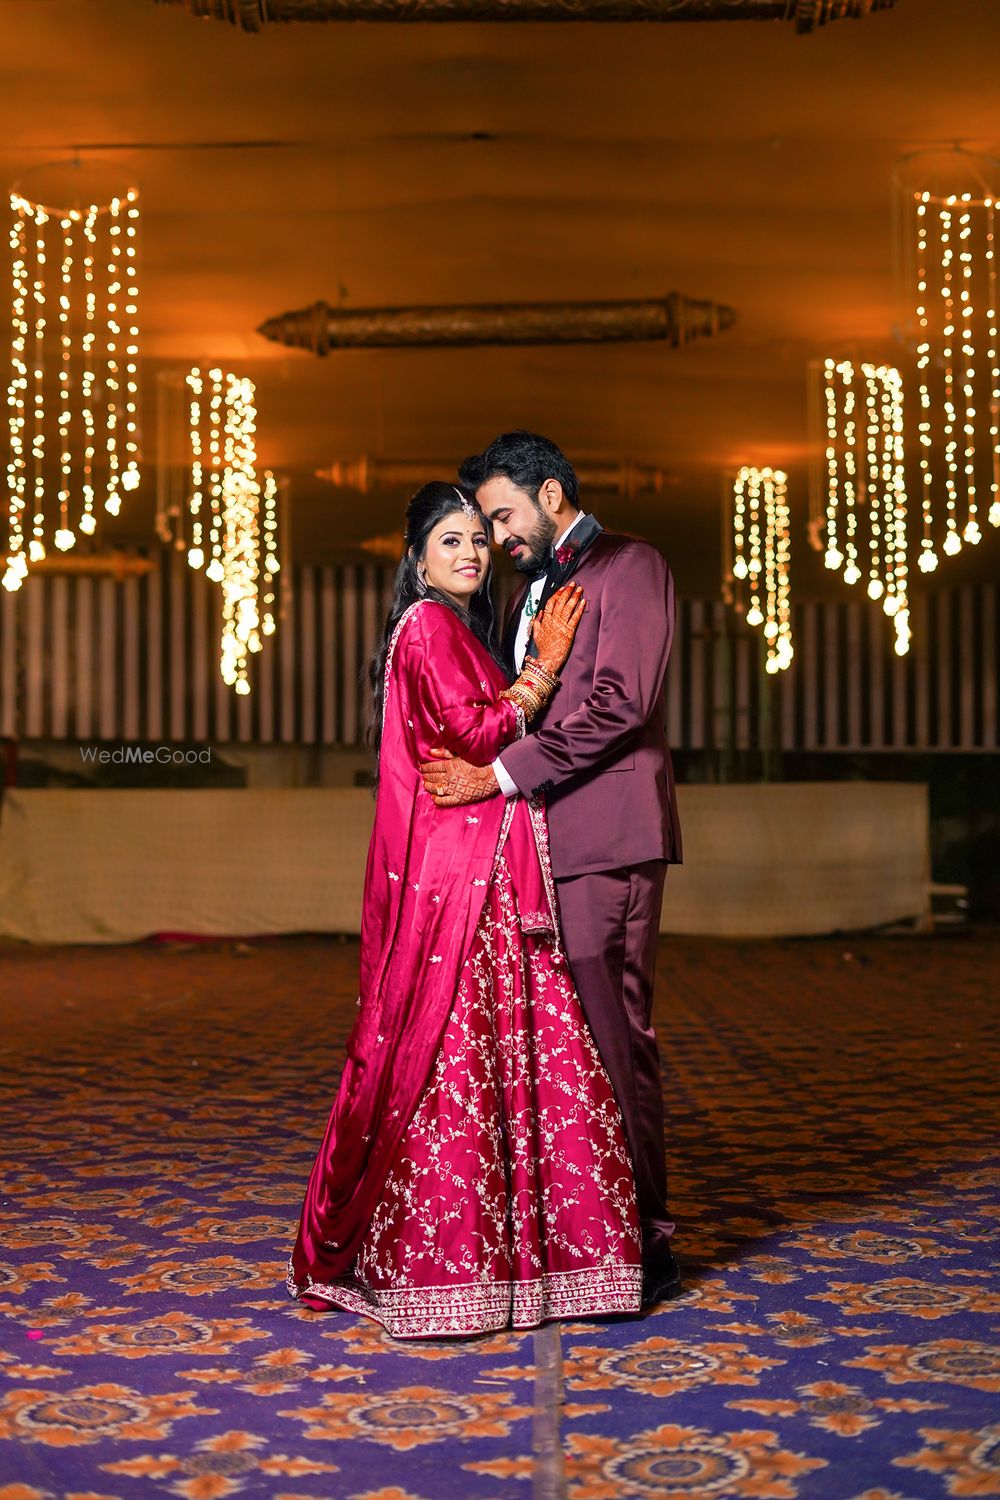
xmin=493 ymin=512 xmax=588 ymax=799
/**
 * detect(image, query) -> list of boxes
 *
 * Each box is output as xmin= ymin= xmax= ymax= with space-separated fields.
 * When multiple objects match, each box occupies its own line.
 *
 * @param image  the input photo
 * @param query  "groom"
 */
xmin=421 ymin=430 xmax=683 ymax=1303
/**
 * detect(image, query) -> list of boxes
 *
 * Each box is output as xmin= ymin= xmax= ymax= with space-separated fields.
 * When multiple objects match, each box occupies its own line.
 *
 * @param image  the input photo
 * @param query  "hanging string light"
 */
xmin=988 ymin=200 xmax=1000 ymax=528
xmin=895 ymin=149 xmax=1000 ymax=563
xmin=205 ymin=366 xmax=225 ymax=584
xmin=887 ymin=363 xmax=910 ymax=649
xmin=913 ymin=190 xmax=937 ymax=570
xmin=260 ymin=469 xmax=281 ymax=637
xmin=123 ymin=196 xmax=141 ymax=493
xmin=186 ymin=367 xmax=205 ymax=568
xmin=56 ymin=209 xmax=73 ymax=550
xmin=5 ymin=201 xmax=29 ymax=589
xmin=2 ymin=175 xmax=141 ymax=592
xmin=731 ymin=465 xmax=793 ymax=673
xmin=218 ymin=375 xmax=261 ymax=696
xmin=862 ymin=361 xmax=884 ymax=599
xmin=80 ymin=204 xmax=99 ymax=538
xmin=812 ymin=358 xmax=910 ymax=655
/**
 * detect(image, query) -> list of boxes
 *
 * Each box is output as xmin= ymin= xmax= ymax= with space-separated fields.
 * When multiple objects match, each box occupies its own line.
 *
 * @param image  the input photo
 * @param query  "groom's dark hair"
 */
xmin=459 ymin=430 xmax=579 ymax=508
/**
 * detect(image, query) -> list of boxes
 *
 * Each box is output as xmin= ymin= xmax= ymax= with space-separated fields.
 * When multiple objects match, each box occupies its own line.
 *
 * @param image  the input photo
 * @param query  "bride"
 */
xmin=286 ymin=481 xmax=642 ymax=1339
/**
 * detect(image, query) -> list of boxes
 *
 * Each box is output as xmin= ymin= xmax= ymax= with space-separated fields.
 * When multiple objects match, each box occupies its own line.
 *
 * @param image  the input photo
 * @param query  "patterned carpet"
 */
xmin=0 ymin=930 xmax=997 ymax=1500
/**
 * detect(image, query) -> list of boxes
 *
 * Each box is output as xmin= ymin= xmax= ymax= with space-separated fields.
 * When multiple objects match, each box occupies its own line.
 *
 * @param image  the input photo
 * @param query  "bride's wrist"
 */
xmin=531 ymin=657 xmax=561 ymax=684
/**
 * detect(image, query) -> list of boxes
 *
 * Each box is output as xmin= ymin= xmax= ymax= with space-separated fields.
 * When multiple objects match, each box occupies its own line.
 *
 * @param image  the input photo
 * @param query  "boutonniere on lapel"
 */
xmin=555 ymin=540 xmax=579 ymax=568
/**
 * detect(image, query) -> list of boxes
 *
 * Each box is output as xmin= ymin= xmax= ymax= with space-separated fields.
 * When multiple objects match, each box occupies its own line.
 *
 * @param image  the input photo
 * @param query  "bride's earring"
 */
xmin=416 ymin=565 xmax=428 ymax=596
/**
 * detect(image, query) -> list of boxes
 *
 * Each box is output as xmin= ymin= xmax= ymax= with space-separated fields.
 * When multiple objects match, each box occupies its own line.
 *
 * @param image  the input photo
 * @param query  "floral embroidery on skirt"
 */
xmin=289 ymin=854 xmax=642 ymax=1338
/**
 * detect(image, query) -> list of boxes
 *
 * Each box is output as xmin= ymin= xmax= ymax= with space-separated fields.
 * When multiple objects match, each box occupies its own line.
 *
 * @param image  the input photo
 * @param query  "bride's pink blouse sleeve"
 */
xmin=397 ymin=604 xmax=520 ymax=766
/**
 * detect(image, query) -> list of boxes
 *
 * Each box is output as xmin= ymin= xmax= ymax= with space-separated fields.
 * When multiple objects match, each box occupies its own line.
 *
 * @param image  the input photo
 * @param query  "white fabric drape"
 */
xmin=0 ymin=783 xmax=929 ymax=945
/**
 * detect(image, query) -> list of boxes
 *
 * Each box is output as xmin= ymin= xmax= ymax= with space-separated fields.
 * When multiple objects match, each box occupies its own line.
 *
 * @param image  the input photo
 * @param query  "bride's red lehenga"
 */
xmin=287 ymin=600 xmax=641 ymax=1339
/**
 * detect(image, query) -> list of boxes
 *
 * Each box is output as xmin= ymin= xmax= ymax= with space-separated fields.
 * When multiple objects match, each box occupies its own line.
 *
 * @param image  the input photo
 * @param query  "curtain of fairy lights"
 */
xmin=731 ymin=466 xmax=794 ymax=673
xmin=814 ymin=359 xmax=911 ymax=656
xmin=906 ymin=188 xmax=1000 ymax=564
xmin=157 ymin=366 xmax=283 ymax=694
xmin=3 ymin=186 xmax=141 ymax=592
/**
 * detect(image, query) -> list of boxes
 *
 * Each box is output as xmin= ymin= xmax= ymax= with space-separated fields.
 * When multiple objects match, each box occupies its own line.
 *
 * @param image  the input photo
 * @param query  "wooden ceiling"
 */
xmin=3 ymin=0 xmax=1000 ymax=593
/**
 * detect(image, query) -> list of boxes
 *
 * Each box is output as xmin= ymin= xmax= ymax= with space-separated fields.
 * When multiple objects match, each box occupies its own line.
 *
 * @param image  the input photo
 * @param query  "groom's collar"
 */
xmin=550 ymin=511 xmax=602 ymax=570
xmin=554 ymin=510 xmax=588 ymax=551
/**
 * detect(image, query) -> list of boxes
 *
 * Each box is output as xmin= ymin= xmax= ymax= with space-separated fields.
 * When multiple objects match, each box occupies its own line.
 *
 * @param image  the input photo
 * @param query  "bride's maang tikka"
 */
xmin=454 ymin=486 xmax=477 ymax=520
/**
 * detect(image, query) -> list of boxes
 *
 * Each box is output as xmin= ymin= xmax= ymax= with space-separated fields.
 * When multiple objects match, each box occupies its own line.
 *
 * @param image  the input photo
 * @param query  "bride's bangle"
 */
xmin=523 ymin=658 xmax=559 ymax=691
xmin=500 ymin=660 xmax=560 ymax=722
xmin=500 ymin=681 xmax=543 ymax=717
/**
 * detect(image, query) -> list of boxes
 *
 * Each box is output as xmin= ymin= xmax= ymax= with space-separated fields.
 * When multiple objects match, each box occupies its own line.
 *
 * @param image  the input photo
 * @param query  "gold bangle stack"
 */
xmin=500 ymin=657 xmax=560 ymax=722
xmin=523 ymin=657 xmax=559 ymax=693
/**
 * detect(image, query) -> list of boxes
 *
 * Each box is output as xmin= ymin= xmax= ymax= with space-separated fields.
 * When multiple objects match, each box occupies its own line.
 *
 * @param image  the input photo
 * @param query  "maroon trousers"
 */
xmin=555 ymin=860 xmax=675 ymax=1260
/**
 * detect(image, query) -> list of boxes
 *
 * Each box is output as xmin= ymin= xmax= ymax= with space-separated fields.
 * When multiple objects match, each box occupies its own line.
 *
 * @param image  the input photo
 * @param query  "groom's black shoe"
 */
xmin=642 ymin=1247 xmax=683 ymax=1307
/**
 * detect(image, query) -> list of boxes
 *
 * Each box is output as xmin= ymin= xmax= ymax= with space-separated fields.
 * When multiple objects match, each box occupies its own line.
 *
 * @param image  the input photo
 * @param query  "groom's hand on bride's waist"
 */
xmin=420 ymin=748 xmax=499 ymax=807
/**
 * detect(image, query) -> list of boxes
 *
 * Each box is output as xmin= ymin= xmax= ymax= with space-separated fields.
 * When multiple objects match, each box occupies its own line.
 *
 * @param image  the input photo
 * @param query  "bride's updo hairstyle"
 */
xmin=366 ymin=481 xmax=506 ymax=768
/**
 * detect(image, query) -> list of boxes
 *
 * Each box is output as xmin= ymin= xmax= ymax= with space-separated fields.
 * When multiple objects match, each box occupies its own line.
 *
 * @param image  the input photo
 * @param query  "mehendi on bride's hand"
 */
xmin=420 ymin=748 xmax=500 ymax=807
xmin=499 ymin=584 xmax=585 ymax=721
xmin=530 ymin=583 xmax=585 ymax=677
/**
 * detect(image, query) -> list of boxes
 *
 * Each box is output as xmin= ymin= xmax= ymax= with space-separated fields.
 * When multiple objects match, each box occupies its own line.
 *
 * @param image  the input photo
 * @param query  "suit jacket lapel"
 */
xmin=537 ymin=513 xmax=604 ymax=610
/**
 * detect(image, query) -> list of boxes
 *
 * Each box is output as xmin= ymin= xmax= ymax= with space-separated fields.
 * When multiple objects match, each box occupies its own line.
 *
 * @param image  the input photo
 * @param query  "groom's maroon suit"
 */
xmin=499 ymin=525 xmax=682 ymax=1256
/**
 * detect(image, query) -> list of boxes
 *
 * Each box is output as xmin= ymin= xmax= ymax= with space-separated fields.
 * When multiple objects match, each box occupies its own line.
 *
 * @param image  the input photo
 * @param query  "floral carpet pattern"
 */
xmin=0 ymin=931 xmax=997 ymax=1500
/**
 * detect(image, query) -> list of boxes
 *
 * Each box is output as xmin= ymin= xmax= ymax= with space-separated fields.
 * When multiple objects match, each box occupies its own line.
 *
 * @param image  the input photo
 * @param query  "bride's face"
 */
xmin=420 ymin=510 xmax=490 ymax=608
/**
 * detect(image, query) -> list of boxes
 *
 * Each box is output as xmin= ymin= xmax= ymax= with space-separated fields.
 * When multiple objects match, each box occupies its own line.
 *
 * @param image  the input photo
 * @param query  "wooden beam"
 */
xmin=258 ymin=293 xmax=736 ymax=355
xmin=156 ymin=0 xmax=897 ymax=34
xmin=27 ymin=552 xmax=156 ymax=581
xmin=316 ymin=455 xmax=678 ymax=497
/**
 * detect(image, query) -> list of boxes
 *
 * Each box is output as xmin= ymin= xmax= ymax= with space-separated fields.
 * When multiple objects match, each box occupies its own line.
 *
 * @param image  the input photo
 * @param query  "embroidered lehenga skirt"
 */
xmin=288 ymin=855 xmax=643 ymax=1339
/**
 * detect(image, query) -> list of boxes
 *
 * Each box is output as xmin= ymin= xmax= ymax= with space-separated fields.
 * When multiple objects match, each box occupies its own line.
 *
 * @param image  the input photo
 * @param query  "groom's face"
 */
xmin=478 ymin=475 xmax=557 ymax=574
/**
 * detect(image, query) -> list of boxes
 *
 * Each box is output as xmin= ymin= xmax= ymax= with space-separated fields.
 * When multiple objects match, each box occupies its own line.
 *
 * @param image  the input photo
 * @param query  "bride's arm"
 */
xmin=399 ymin=606 xmax=522 ymax=767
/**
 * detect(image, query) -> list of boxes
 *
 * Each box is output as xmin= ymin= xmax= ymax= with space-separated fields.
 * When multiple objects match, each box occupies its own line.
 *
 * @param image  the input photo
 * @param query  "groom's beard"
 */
xmin=503 ymin=510 xmax=558 ymax=574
